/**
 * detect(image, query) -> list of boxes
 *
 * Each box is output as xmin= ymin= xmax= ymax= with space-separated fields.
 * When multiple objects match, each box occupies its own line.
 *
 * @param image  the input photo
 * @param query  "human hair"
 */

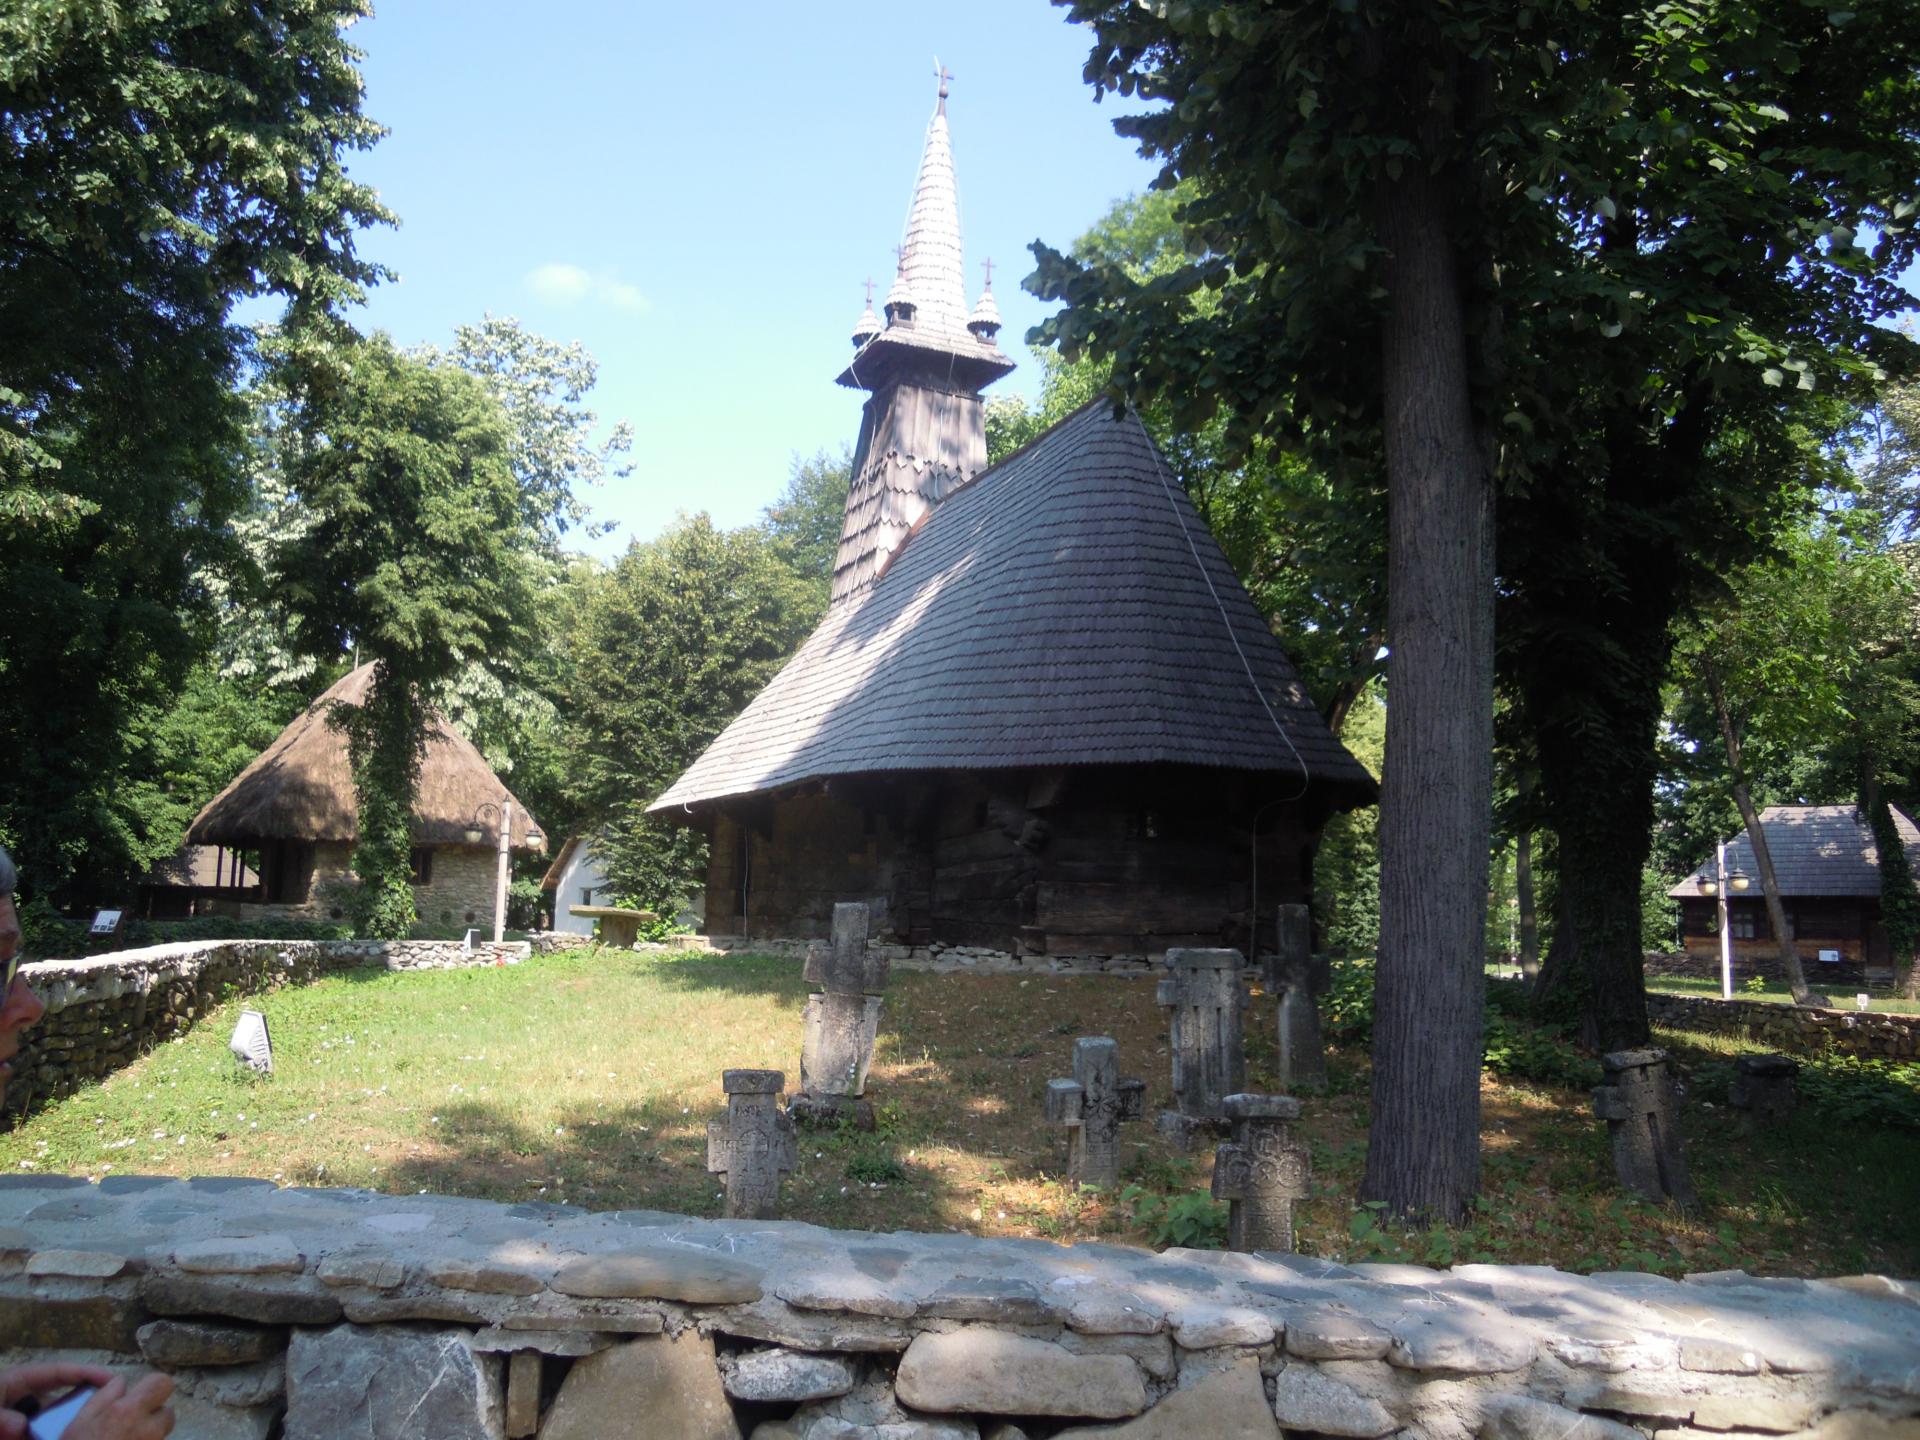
xmin=0 ymin=847 xmax=13 ymax=898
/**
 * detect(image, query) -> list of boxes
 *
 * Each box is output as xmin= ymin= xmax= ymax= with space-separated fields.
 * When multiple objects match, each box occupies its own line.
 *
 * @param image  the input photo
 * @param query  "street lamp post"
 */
xmin=1697 ymin=841 xmax=1751 ymax=1001
xmin=465 ymin=798 xmax=513 ymax=945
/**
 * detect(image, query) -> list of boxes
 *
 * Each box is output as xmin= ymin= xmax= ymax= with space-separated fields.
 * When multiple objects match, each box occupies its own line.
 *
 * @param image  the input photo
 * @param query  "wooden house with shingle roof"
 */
xmin=650 ymin=78 xmax=1373 ymax=956
xmin=1667 ymin=804 xmax=1920 ymax=982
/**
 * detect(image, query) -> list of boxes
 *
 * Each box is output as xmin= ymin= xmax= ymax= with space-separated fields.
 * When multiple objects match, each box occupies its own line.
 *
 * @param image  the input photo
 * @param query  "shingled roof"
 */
xmin=651 ymin=403 xmax=1375 ymax=813
xmin=1668 ymin=804 xmax=1920 ymax=899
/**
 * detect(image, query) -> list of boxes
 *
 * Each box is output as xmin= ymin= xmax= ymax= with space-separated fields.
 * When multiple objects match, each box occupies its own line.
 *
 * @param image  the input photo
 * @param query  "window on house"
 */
xmin=410 ymin=848 xmax=433 ymax=885
xmin=580 ymin=886 xmax=593 ymax=905
xmin=1729 ymin=911 xmax=1757 ymax=939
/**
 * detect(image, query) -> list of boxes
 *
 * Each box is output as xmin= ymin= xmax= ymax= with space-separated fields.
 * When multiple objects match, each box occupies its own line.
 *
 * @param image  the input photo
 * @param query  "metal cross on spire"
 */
xmin=981 ymin=257 xmax=994 ymax=292
xmin=934 ymin=57 xmax=952 ymax=112
xmin=864 ymin=277 xmax=875 ymax=306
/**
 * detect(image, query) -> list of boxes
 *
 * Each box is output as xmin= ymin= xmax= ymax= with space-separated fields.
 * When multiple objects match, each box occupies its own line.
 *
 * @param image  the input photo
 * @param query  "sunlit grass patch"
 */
xmin=0 ymin=949 xmax=1912 ymax=1276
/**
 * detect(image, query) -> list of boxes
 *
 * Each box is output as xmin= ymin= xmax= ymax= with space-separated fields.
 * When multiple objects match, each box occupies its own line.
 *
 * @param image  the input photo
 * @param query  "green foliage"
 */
xmin=0 ymin=0 xmax=389 ymax=900
xmin=1319 ymin=958 xmax=1377 ymax=1044
xmin=507 ymin=877 xmax=545 ymax=932
xmin=1695 ymin=1053 xmax=1920 ymax=1130
xmin=759 ymin=449 xmax=853 ymax=596
xmin=1480 ymin=1013 xmax=1602 ymax=1091
xmin=267 ymin=334 xmax=534 ymax=939
xmin=1117 ymin=1184 xmax=1229 ymax=1250
xmin=1315 ymin=686 xmax=1384 ymax=955
xmin=1744 ymin=974 xmax=1771 ymax=998
xmin=17 ymin=901 xmax=352 ymax=961
xmin=1870 ymin=796 xmax=1920 ymax=967
xmin=564 ymin=516 xmax=822 ymax=911
xmin=845 ymin=1141 xmax=909 ymax=1186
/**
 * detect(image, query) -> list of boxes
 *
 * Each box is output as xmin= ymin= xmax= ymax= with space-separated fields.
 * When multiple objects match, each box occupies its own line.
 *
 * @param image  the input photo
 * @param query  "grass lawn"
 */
xmin=2 ymin=948 xmax=1914 ymax=1278
xmin=1646 ymin=972 xmax=1920 ymax=1014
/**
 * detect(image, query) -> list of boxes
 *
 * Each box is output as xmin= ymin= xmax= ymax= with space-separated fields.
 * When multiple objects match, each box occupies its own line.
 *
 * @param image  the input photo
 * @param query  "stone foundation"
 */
xmin=6 ymin=938 xmax=530 ymax=1116
xmin=0 ymin=1176 xmax=1913 ymax=1439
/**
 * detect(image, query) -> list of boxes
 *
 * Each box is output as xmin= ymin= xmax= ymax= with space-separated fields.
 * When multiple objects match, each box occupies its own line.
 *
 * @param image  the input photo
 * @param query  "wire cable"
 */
xmin=1142 ymin=422 xmax=1311 ymax=803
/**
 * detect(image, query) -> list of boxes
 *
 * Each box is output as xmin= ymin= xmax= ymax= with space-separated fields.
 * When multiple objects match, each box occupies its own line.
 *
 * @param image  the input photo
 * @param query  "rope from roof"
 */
xmin=1143 ymin=428 xmax=1311 ymax=802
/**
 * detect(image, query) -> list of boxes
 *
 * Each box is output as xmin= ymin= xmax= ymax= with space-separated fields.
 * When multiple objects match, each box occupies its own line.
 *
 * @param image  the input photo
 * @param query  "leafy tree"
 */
xmin=273 ymin=334 xmax=531 ymax=936
xmin=1673 ymin=519 xmax=1920 ymax=1001
xmin=1032 ymin=0 xmax=1920 ymax=1215
xmin=1036 ymin=2 xmax=1506 ymax=1223
xmin=565 ymin=517 xmax=821 ymax=910
xmin=759 ymin=448 xmax=852 ymax=596
xmin=0 ymin=0 xmax=389 ymax=897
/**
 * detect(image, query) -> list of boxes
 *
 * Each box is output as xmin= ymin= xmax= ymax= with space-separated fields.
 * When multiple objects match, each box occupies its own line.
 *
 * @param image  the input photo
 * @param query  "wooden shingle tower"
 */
xmin=831 ymin=69 xmax=1014 ymax=607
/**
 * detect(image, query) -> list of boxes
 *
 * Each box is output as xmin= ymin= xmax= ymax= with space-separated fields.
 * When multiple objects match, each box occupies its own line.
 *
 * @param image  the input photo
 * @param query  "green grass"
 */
xmin=1 ymin=949 xmax=1914 ymax=1276
xmin=1648 ymin=973 xmax=1920 ymax=1014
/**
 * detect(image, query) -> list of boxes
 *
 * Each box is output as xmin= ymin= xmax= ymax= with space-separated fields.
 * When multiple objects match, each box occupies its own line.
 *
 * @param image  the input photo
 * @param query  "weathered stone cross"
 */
xmin=1211 ymin=1093 xmax=1313 ymax=1253
xmin=797 ymin=902 xmax=887 ymax=1127
xmin=1270 ymin=903 xmax=1329 ymax=1092
xmin=706 ymin=1068 xmax=797 ymax=1220
xmin=1043 ymin=1037 xmax=1146 ymax=1189
xmin=1154 ymin=947 xmax=1249 ymax=1147
xmin=1592 ymin=1047 xmax=1697 ymax=1210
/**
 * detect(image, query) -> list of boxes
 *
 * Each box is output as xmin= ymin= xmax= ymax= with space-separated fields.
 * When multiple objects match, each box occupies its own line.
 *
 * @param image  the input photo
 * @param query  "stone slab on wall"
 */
xmin=7 ymin=938 xmax=530 ymax=1115
xmin=0 ymin=1176 xmax=1913 ymax=1440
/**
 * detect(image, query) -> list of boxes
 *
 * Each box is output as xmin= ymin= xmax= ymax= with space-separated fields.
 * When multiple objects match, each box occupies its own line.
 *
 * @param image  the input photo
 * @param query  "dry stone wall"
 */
xmin=0 ymin=1176 xmax=1913 ymax=1440
xmin=1643 ymin=992 xmax=1919 ymax=1062
xmin=6 ymin=938 xmax=530 ymax=1114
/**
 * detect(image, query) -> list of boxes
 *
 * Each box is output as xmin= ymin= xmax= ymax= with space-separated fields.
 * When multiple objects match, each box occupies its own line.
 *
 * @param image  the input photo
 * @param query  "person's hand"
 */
xmin=60 ymin=1374 xmax=173 ymax=1440
xmin=0 ymin=1365 xmax=113 ymax=1439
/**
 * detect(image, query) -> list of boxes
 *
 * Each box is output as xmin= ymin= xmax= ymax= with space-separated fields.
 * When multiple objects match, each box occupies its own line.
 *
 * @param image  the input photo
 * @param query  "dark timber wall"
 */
xmin=701 ymin=765 xmax=1326 ymax=955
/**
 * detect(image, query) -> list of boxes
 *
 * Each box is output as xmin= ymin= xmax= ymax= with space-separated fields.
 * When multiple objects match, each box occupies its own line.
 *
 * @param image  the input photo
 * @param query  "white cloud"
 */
xmin=525 ymin=262 xmax=650 ymax=313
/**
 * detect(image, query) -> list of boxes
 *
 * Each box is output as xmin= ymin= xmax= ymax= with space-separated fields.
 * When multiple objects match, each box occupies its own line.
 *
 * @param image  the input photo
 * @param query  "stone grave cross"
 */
xmin=1043 ymin=1036 xmax=1146 ymax=1189
xmin=1211 ymin=1093 xmax=1313 ymax=1253
xmin=1154 ymin=947 xmax=1249 ymax=1147
xmin=706 ymin=1068 xmax=797 ymax=1219
xmin=1270 ymin=903 xmax=1329 ymax=1092
xmin=1592 ymin=1047 xmax=1697 ymax=1210
xmin=797 ymin=902 xmax=888 ymax=1126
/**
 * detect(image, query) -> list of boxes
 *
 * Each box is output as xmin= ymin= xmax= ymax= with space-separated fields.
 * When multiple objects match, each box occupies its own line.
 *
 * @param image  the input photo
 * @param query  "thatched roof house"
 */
xmin=650 ymin=80 xmax=1373 ymax=958
xmin=188 ymin=664 xmax=542 ymax=922
xmin=1666 ymin=804 xmax=1920 ymax=983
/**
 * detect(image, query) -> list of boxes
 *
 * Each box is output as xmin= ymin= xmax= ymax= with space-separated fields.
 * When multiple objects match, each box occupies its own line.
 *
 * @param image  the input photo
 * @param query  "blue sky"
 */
xmin=336 ymin=1 xmax=1160 ymax=555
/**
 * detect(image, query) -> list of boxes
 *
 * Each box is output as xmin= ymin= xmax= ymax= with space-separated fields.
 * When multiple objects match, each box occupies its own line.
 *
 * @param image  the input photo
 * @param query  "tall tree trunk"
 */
xmin=1516 ymin=826 xmax=1540 ymax=981
xmin=1362 ymin=151 xmax=1496 ymax=1225
xmin=1704 ymin=663 xmax=1828 ymax=1008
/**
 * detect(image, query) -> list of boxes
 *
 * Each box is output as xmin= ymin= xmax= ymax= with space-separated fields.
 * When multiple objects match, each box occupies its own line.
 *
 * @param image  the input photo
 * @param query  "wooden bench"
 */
xmin=567 ymin=905 xmax=657 ymax=949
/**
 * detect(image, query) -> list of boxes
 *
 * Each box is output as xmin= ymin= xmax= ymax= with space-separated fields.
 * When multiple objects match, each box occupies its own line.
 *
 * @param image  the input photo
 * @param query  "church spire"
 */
xmin=829 ymin=68 xmax=1014 ymax=609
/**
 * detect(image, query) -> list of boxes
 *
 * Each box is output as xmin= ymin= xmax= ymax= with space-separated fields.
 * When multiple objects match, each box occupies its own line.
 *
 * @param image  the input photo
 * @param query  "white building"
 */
xmin=540 ymin=836 xmax=611 ymax=935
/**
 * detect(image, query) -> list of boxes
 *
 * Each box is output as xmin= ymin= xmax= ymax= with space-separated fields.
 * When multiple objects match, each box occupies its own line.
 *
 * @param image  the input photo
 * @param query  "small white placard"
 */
xmin=1817 ymin=948 xmax=1841 ymax=964
xmin=1857 ymin=993 xmax=1871 ymax=1011
xmin=88 ymin=909 xmax=122 ymax=936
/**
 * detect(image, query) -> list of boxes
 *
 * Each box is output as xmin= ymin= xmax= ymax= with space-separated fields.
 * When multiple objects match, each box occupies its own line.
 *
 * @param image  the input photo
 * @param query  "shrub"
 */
xmin=1321 ymin=957 xmax=1377 ymax=1043
xmin=1119 ymin=1184 xmax=1229 ymax=1249
xmin=1481 ymin=1012 xmax=1602 ymax=1089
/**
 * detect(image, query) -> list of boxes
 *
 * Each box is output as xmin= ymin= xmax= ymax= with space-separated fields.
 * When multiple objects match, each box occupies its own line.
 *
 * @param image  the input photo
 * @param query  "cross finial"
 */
xmin=981 ymin=257 xmax=994 ymax=292
xmin=934 ymin=58 xmax=952 ymax=112
xmin=893 ymin=244 xmax=905 ymax=271
xmin=863 ymin=277 xmax=875 ymax=306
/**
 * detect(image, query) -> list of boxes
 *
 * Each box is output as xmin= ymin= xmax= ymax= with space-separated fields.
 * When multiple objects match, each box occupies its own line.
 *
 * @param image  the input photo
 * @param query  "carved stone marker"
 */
xmin=1154 ymin=947 xmax=1248 ymax=1147
xmin=1271 ymin=904 xmax=1329 ymax=1092
xmin=1592 ymin=1048 xmax=1697 ymax=1210
xmin=1043 ymin=1037 xmax=1147 ymax=1189
xmin=1211 ymin=1093 xmax=1312 ymax=1253
xmin=706 ymin=1069 xmax=797 ymax=1219
xmin=797 ymin=903 xmax=887 ymax=1127
xmin=1728 ymin=1053 xmax=1799 ymax=1131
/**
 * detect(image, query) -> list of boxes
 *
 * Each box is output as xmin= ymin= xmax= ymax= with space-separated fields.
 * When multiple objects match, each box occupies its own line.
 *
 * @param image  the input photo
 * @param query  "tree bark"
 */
xmin=1516 ymin=826 xmax=1540 ymax=981
xmin=1362 ymin=151 xmax=1496 ymax=1225
xmin=1704 ymin=663 xmax=1829 ymax=1008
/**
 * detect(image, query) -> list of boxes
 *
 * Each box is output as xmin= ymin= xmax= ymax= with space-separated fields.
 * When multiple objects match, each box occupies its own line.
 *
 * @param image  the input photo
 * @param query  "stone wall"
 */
xmin=1645 ymin=990 xmax=1919 ymax=1061
xmin=418 ymin=846 xmax=506 ymax=928
xmin=0 ymin=1176 xmax=1912 ymax=1440
xmin=6 ymin=938 xmax=530 ymax=1115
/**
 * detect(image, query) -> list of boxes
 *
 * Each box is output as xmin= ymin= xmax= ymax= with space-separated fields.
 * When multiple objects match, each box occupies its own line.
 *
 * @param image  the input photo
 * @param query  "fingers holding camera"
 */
xmin=65 ymin=1374 xmax=174 ymax=1440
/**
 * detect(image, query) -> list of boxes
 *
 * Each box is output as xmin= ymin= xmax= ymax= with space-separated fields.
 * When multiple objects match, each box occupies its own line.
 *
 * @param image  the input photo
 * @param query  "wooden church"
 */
xmin=651 ymin=78 xmax=1374 ymax=957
